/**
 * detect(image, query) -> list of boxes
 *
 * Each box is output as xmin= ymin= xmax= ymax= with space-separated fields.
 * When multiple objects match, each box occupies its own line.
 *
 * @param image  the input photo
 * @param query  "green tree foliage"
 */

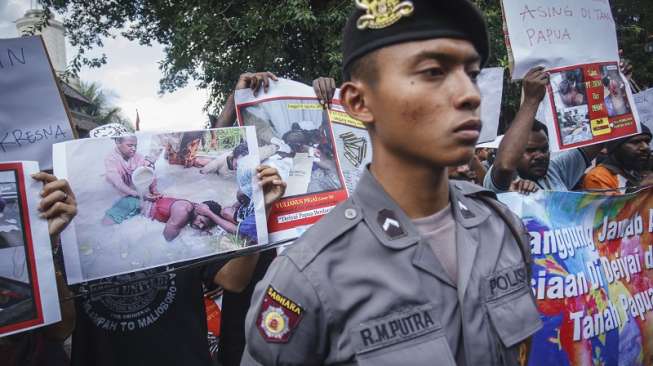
xmin=41 ymin=0 xmax=652 ymax=120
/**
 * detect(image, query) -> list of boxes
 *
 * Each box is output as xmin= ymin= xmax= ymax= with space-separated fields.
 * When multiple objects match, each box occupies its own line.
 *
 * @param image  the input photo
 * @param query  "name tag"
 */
xmin=486 ymin=264 xmax=527 ymax=301
xmin=352 ymin=304 xmax=441 ymax=354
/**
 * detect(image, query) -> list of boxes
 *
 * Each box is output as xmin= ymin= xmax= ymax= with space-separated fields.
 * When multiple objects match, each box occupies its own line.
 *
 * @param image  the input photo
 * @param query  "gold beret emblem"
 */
xmin=356 ymin=0 xmax=415 ymax=30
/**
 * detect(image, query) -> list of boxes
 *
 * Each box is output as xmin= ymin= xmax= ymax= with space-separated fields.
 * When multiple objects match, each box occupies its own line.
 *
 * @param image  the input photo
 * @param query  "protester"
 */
xmin=582 ymin=126 xmax=653 ymax=194
xmin=103 ymin=136 xmax=160 ymax=225
xmin=70 ymin=125 xmax=286 ymax=366
xmin=242 ymin=1 xmax=541 ymax=365
xmin=1 ymin=173 xmax=78 ymax=366
xmin=484 ymin=67 xmax=603 ymax=193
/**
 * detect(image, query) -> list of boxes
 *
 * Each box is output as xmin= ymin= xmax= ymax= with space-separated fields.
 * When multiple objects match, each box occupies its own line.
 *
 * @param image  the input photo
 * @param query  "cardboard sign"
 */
xmin=0 ymin=36 xmax=75 ymax=170
xmin=0 ymin=161 xmax=60 ymax=337
xmin=501 ymin=0 xmax=620 ymax=79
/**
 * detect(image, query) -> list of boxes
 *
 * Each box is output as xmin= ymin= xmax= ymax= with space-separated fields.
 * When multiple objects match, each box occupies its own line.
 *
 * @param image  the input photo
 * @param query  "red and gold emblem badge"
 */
xmin=256 ymin=286 xmax=304 ymax=343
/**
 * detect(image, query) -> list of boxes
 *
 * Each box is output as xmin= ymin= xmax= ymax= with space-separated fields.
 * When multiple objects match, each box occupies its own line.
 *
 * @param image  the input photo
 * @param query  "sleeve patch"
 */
xmin=256 ymin=285 xmax=305 ymax=343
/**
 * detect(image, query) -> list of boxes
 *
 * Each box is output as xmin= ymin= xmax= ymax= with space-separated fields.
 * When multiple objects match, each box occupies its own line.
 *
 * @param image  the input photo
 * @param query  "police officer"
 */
xmin=241 ymin=1 xmax=542 ymax=365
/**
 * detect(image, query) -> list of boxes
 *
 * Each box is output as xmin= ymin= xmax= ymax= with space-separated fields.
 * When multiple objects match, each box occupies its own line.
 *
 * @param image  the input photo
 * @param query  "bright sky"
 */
xmin=0 ymin=0 xmax=208 ymax=132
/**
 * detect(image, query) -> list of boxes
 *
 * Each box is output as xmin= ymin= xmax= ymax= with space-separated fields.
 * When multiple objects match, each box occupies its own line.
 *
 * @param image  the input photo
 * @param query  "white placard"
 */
xmin=0 ymin=161 xmax=60 ymax=337
xmin=0 ymin=36 xmax=75 ymax=170
xmin=634 ymin=88 xmax=653 ymax=133
xmin=501 ymin=0 xmax=619 ymax=79
xmin=478 ymin=68 xmax=505 ymax=143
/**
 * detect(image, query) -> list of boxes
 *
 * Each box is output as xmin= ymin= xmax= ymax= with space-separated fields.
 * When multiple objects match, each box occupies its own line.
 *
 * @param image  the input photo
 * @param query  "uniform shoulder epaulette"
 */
xmin=284 ymin=198 xmax=363 ymax=271
xmin=452 ymin=179 xmax=498 ymax=200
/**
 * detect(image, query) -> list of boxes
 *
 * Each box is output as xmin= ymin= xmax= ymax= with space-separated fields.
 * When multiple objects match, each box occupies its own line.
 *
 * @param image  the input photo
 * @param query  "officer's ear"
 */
xmin=340 ymin=81 xmax=375 ymax=127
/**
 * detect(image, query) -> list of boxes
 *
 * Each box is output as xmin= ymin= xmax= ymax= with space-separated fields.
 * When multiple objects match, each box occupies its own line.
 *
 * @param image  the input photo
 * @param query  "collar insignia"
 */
xmin=377 ymin=209 xmax=406 ymax=239
xmin=356 ymin=0 xmax=415 ymax=30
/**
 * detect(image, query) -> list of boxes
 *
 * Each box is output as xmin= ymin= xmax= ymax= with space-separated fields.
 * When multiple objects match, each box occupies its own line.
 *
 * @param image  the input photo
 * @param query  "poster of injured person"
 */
xmin=53 ymin=127 xmax=268 ymax=284
xmin=0 ymin=161 xmax=60 ymax=337
xmin=235 ymin=79 xmax=348 ymax=242
xmin=541 ymin=62 xmax=641 ymax=151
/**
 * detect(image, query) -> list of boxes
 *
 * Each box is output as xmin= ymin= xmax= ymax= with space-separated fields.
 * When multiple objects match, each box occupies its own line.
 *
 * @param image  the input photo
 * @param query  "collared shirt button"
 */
xmin=344 ymin=208 xmax=357 ymax=220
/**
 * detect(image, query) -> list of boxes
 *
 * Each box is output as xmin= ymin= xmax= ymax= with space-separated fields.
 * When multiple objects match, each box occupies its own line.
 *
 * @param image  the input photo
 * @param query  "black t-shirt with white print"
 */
xmin=71 ymin=262 xmax=223 ymax=366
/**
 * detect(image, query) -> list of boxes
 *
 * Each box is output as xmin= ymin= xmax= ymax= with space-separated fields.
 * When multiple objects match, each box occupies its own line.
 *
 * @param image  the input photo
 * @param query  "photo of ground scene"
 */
xmin=239 ymin=99 xmax=343 ymax=198
xmin=66 ymin=129 xmax=260 ymax=281
xmin=602 ymin=65 xmax=632 ymax=118
xmin=0 ymin=169 xmax=37 ymax=328
xmin=551 ymin=69 xmax=593 ymax=145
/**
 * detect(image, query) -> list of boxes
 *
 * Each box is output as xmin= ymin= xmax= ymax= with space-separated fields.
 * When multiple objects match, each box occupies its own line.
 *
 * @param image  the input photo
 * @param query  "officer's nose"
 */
xmin=452 ymin=70 xmax=481 ymax=111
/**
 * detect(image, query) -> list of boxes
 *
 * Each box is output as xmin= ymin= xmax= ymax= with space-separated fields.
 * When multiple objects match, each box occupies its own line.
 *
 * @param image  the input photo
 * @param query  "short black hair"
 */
xmin=232 ymin=143 xmax=249 ymax=159
xmin=345 ymin=52 xmax=379 ymax=84
xmin=532 ymin=119 xmax=548 ymax=136
xmin=202 ymin=201 xmax=222 ymax=216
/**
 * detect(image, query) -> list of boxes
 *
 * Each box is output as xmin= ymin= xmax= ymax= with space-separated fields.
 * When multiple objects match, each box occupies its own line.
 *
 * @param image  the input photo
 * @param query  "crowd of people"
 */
xmin=2 ymin=0 xmax=652 ymax=365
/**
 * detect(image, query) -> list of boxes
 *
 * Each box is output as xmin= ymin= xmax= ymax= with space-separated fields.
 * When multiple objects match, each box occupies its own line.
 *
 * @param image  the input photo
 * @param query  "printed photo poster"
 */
xmin=634 ymin=88 xmax=653 ymax=132
xmin=329 ymin=89 xmax=372 ymax=194
xmin=0 ymin=36 xmax=75 ymax=170
xmin=53 ymin=127 xmax=269 ymax=284
xmin=0 ymin=161 xmax=60 ymax=337
xmin=500 ymin=189 xmax=653 ymax=366
xmin=500 ymin=0 xmax=619 ymax=79
xmin=542 ymin=62 xmax=641 ymax=151
xmin=235 ymin=79 xmax=348 ymax=242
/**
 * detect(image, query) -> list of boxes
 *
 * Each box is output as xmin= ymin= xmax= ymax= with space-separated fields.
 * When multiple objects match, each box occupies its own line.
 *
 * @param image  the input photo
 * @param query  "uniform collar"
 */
xmin=352 ymin=168 xmax=421 ymax=250
xmin=352 ymin=170 xmax=491 ymax=250
xmin=448 ymin=180 xmax=492 ymax=229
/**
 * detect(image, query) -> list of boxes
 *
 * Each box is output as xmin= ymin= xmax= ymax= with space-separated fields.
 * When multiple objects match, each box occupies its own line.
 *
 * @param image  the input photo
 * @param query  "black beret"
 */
xmin=342 ymin=0 xmax=490 ymax=79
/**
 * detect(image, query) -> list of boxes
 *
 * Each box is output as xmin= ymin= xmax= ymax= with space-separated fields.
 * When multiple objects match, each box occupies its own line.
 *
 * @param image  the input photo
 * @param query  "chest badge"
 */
xmin=355 ymin=0 xmax=415 ymax=30
xmin=377 ymin=209 xmax=406 ymax=239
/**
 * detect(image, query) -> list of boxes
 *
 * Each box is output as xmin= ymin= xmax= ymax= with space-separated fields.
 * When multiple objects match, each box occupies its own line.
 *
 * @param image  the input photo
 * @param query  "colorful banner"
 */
xmin=54 ymin=127 xmax=269 ymax=283
xmin=542 ymin=62 xmax=641 ymax=151
xmin=0 ymin=161 xmax=60 ymax=338
xmin=500 ymin=188 xmax=653 ymax=365
xmin=235 ymin=79 xmax=348 ymax=242
xmin=0 ymin=36 xmax=75 ymax=170
xmin=500 ymin=0 xmax=619 ymax=80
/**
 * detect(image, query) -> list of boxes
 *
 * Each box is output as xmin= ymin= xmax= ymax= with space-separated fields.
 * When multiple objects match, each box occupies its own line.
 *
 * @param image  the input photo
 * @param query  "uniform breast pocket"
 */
xmin=351 ymin=304 xmax=456 ymax=366
xmin=486 ymin=265 xmax=543 ymax=365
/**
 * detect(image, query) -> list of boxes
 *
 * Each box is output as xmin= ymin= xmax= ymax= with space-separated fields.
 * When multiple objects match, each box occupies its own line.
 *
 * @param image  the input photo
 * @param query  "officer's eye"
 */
xmin=422 ymin=67 xmax=444 ymax=78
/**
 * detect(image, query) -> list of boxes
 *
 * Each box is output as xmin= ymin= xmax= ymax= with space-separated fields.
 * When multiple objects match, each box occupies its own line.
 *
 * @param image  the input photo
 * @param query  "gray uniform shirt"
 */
xmin=242 ymin=170 xmax=542 ymax=365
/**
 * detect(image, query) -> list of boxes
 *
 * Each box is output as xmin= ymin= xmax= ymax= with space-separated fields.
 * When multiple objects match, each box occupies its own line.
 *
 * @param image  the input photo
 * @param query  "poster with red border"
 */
xmin=236 ymin=79 xmax=348 ymax=242
xmin=0 ymin=161 xmax=60 ymax=338
xmin=542 ymin=61 xmax=641 ymax=151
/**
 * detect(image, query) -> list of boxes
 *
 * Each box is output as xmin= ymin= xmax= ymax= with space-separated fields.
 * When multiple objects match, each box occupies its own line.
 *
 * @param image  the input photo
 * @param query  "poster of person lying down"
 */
xmin=236 ymin=79 xmax=348 ymax=242
xmin=53 ymin=127 xmax=268 ymax=284
xmin=0 ymin=161 xmax=60 ymax=337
